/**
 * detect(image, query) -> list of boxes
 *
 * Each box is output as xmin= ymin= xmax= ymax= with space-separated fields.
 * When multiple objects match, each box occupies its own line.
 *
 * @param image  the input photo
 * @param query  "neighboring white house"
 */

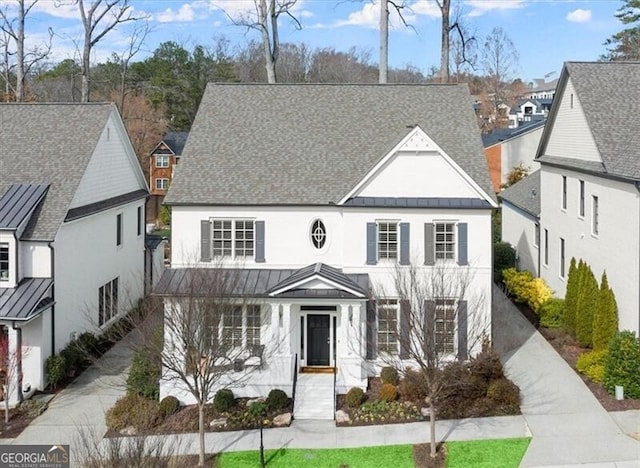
xmin=156 ymin=84 xmax=497 ymax=417
xmin=507 ymin=99 xmax=551 ymax=129
xmin=0 ymin=103 xmax=149 ymax=405
xmin=502 ymin=61 xmax=640 ymax=335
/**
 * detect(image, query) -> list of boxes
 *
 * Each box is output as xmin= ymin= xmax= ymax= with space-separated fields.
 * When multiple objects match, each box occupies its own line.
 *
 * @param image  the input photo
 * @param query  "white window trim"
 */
xmin=543 ymin=228 xmax=549 ymax=267
xmin=377 ymin=299 xmax=400 ymax=356
xmin=210 ymin=218 xmax=255 ymax=258
xmin=561 ymin=176 xmax=567 ymax=212
xmin=310 ymin=218 xmax=328 ymax=251
xmin=116 ymin=213 xmax=123 ymax=247
xmin=559 ymin=237 xmax=566 ymax=280
xmin=591 ymin=195 xmax=599 ymax=237
xmin=0 ymin=243 xmax=9 ymax=282
xmin=217 ymin=305 xmax=262 ymax=351
xmin=578 ymin=180 xmax=585 ymax=219
xmin=155 ymin=178 xmax=169 ymax=190
xmin=434 ymin=221 xmax=456 ymax=262
xmin=533 ymin=223 xmax=540 ymax=249
xmin=434 ymin=298 xmax=457 ymax=355
xmin=155 ymin=154 xmax=170 ymax=168
xmin=377 ymin=220 xmax=399 ymax=262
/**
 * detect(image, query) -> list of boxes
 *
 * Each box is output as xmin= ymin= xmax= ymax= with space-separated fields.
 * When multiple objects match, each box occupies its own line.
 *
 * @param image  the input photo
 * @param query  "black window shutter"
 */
xmin=457 ymin=300 xmax=468 ymax=361
xmin=400 ymin=222 xmax=410 ymax=265
xmin=424 ymin=223 xmax=435 ymax=265
xmin=366 ymin=300 xmax=377 ymax=360
xmin=399 ymin=299 xmax=411 ymax=359
xmin=366 ymin=223 xmax=377 ymax=265
xmin=200 ymin=220 xmax=211 ymax=262
xmin=457 ymin=223 xmax=468 ymax=266
xmin=255 ymin=221 xmax=265 ymax=263
xmin=424 ymin=300 xmax=436 ymax=361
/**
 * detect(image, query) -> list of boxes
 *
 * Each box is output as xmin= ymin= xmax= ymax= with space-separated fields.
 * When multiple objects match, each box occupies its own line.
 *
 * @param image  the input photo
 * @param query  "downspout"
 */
xmin=48 ymin=242 xmax=55 ymax=356
xmin=11 ymin=321 xmax=23 ymax=404
xmin=537 ymin=218 xmax=541 ymax=278
xmin=635 ymin=182 xmax=640 ymax=334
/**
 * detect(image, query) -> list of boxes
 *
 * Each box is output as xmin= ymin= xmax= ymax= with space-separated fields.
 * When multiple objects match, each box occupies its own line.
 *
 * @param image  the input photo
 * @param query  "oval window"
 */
xmin=311 ymin=219 xmax=327 ymax=249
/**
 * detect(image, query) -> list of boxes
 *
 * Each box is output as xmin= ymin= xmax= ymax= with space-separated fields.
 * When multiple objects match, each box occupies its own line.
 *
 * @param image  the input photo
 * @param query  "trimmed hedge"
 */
xmin=576 ymin=350 xmax=607 ymax=384
xmin=539 ymin=298 xmax=565 ymax=329
xmin=378 ymin=383 xmax=398 ymax=402
xmin=126 ymin=350 xmax=160 ymax=400
xmin=345 ymin=387 xmax=366 ymax=408
xmin=380 ymin=366 xmax=399 ymax=385
xmin=502 ymin=268 xmax=553 ymax=312
xmin=493 ymin=242 xmax=516 ymax=282
xmin=45 ymin=355 xmax=67 ymax=389
xmin=159 ymin=396 xmax=181 ymax=417
xmin=266 ymin=389 xmax=288 ymax=411
xmin=106 ymin=394 xmax=161 ymax=432
xmin=213 ymin=388 xmax=235 ymax=412
xmin=604 ymin=331 xmax=640 ymax=399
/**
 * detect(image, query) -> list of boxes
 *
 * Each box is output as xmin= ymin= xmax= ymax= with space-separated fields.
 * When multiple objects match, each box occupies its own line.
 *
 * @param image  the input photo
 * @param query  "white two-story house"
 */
xmin=501 ymin=61 xmax=640 ymax=335
xmin=157 ymin=84 xmax=497 ymax=417
xmin=0 ymin=103 xmax=149 ymax=405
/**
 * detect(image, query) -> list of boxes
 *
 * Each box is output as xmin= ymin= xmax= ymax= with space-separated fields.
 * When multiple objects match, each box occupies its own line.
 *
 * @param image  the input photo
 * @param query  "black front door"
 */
xmin=307 ymin=314 xmax=330 ymax=366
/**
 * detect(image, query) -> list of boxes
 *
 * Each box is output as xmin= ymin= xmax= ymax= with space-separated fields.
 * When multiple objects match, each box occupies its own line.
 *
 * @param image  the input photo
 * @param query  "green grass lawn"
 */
xmin=217 ymin=438 xmax=531 ymax=467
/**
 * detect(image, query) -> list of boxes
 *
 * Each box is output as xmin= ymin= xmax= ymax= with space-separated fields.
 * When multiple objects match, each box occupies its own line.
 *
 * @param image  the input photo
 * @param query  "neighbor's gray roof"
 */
xmin=0 ymin=184 xmax=49 ymax=230
xmin=499 ymin=170 xmax=541 ymax=218
xmin=0 ymin=278 xmax=54 ymax=320
xmin=155 ymin=265 xmax=370 ymax=300
xmin=166 ymin=84 xmax=494 ymax=206
xmin=0 ymin=103 xmax=115 ymax=240
xmin=537 ymin=62 xmax=640 ymax=180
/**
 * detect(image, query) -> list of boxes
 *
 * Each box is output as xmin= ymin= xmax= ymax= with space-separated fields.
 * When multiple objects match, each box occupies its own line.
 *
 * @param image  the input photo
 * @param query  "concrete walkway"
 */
xmin=493 ymin=285 xmax=640 ymax=467
xmin=2 ymin=288 xmax=639 ymax=468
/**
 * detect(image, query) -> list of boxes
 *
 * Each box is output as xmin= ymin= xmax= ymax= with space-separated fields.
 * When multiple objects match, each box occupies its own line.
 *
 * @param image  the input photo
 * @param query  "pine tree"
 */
xmin=593 ymin=272 xmax=619 ymax=351
xmin=576 ymin=265 xmax=599 ymax=347
xmin=563 ymin=258 xmax=579 ymax=333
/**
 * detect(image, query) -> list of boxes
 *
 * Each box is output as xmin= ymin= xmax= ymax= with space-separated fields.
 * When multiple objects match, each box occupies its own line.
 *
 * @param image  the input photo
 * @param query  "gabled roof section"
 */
xmin=267 ymin=263 xmax=368 ymax=298
xmin=151 ymin=131 xmax=189 ymax=156
xmin=0 ymin=278 xmax=54 ymax=321
xmin=0 ymin=184 xmax=49 ymax=230
xmin=499 ymin=170 xmax=541 ymax=218
xmin=166 ymin=84 xmax=494 ymax=206
xmin=0 ymin=103 xmax=115 ymax=240
xmin=483 ymin=120 xmax=546 ymax=149
xmin=537 ymin=62 xmax=640 ymax=180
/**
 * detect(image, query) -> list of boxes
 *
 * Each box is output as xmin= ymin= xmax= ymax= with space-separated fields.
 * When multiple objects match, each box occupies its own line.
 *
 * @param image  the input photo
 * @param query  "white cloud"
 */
xmin=328 ymin=0 xmax=439 ymax=30
xmin=31 ymin=1 xmax=81 ymax=20
xmin=566 ymin=9 xmax=591 ymax=23
xmin=465 ymin=0 xmax=525 ymax=17
xmin=411 ymin=0 xmax=441 ymax=19
xmin=155 ymin=4 xmax=196 ymax=23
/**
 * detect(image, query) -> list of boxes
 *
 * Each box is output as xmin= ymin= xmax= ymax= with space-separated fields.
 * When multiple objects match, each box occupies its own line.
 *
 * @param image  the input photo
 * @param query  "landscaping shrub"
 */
xmin=75 ymin=331 xmax=101 ymax=358
xmin=378 ymin=383 xmax=398 ymax=402
xmin=576 ymin=350 xmax=607 ymax=384
xmin=45 ymin=354 xmax=67 ymax=389
xmin=575 ymin=264 xmax=599 ymax=348
xmin=442 ymin=362 xmax=488 ymax=402
xmin=563 ymin=258 xmax=579 ymax=333
xmin=248 ymin=401 xmax=267 ymax=418
xmin=60 ymin=341 xmax=86 ymax=374
xmin=345 ymin=387 xmax=366 ymax=408
xmin=213 ymin=388 xmax=235 ymax=412
xmin=593 ymin=272 xmax=618 ymax=352
xmin=380 ymin=366 xmax=399 ymax=385
xmin=604 ymin=331 xmax=640 ymax=398
xmin=159 ymin=396 xmax=181 ymax=417
xmin=493 ymin=242 xmax=516 ymax=282
xmin=486 ymin=378 xmax=520 ymax=407
xmin=126 ymin=350 xmax=160 ymax=400
xmin=502 ymin=268 xmax=553 ymax=312
xmin=399 ymin=368 xmax=428 ymax=400
xmin=539 ymin=298 xmax=565 ymax=329
xmin=266 ymin=389 xmax=288 ymax=411
xmin=105 ymin=394 xmax=161 ymax=433
xmin=468 ymin=347 xmax=504 ymax=383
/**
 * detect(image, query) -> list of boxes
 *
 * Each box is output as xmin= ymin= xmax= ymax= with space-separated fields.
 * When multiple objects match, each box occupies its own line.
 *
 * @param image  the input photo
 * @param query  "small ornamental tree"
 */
xmin=593 ymin=272 xmax=619 ymax=352
xmin=563 ymin=258 xmax=578 ymax=333
xmin=575 ymin=264 xmax=599 ymax=348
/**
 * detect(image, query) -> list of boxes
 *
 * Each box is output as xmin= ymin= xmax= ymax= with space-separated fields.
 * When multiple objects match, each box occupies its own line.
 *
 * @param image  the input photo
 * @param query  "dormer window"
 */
xmin=0 ymin=244 xmax=8 ymax=281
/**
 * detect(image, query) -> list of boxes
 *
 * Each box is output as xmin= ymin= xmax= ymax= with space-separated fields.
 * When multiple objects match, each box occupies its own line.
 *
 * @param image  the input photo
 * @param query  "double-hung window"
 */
xmin=219 ymin=305 xmax=262 ymax=349
xmin=98 ymin=277 xmax=119 ymax=326
xmin=377 ymin=222 xmax=398 ymax=260
xmin=435 ymin=222 xmax=455 ymax=260
xmin=435 ymin=298 xmax=456 ymax=354
xmin=222 ymin=306 xmax=243 ymax=347
xmin=377 ymin=299 xmax=399 ymax=354
xmin=212 ymin=219 xmax=254 ymax=258
xmin=155 ymin=178 xmax=169 ymax=191
xmin=0 ymin=244 xmax=8 ymax=281
xmin=156 ymin=155 xmax=169 ymax=168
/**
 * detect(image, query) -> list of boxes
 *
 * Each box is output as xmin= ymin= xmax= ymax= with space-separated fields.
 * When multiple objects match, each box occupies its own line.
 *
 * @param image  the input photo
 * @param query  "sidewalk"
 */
xmin=493 ymin=285 xmax=640 ymax=467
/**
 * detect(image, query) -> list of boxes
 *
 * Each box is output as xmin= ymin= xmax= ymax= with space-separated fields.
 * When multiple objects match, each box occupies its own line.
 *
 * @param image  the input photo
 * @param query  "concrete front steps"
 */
xmin=293 ymin=373 xmax=334 ymax=420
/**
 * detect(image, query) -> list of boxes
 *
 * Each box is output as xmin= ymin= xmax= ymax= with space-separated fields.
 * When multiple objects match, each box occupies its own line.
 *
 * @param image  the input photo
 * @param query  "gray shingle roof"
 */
xmin=0 ymin=184 xmax=49 ymax=229
xmin=166 ymin=84 xmax=494 ymax=206
xmin=0 ymin=103 xmax=115 ymax=240
xmin=538 ymin=62 xmax=640 ymax=179
xmin=499 ymin=170 xmax=541 ymax=218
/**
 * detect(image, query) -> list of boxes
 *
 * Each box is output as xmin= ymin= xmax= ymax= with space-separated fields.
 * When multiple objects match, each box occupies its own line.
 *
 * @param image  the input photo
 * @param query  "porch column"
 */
xmin=338 ymin=304 xmax=352 ymax=357
xmin=268 ymin=302 xmax=279 ymax=350
xmin=281 ymin=303 xmax=292 ymax=356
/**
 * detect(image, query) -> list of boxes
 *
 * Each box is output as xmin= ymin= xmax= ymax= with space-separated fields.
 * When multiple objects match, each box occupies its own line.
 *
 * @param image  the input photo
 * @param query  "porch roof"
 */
xmin=155 ymin=264 xmax=370 ymax=300
xmin=0 ymin=278 xmax=54 ymax=321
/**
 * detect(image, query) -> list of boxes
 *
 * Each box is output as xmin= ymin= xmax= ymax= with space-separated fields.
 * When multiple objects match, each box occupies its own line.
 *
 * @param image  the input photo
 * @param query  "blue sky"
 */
xmin=11 ymin=0 xmax=625 ymax=83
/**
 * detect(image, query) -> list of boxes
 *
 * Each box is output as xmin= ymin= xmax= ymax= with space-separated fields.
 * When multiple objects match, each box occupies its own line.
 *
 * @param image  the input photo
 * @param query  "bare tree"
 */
xmin=373 ymin=263 xmax=488 ymax=458
xmin=379 ymin=0 xmax=410 ymax=84
xmin=0 ymin=28 xmax=12 ymax=99
xmin=435 ymin=1 xmax=476 ymax=83
xmin=0 ymin=0 xmax=52 ymax=101
xmin=154 ymin=265 xmax=269 ymax=467
xmin=71 ymin=0 xmax=139 ymax=102
xmin=481 ymin=27 xmax=519 ymax=113
xmin=114 ymin=19 xmax=150 ymax=114
xmin=448 ymin=6 xmax=477 ymax=82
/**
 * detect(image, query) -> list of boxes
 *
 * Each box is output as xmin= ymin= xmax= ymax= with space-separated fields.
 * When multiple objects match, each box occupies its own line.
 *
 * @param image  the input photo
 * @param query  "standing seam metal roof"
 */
xmin=0 ymin=184 xmax=49 ymax=229
xmin=166 ymin=84 xmax=494 ymax=206
xmin=0 ymin=278 xmax=53 ymax=320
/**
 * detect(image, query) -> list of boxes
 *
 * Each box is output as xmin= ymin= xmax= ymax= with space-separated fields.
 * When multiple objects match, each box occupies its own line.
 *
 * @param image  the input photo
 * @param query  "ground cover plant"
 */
xmin=217 ymin=438 xmax=531 ymax=468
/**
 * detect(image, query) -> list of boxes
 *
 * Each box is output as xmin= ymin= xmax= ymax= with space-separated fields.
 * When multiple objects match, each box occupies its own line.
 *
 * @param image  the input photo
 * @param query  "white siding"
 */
xmin=69 ymin=112 xmax=147 ymax=209
xmin=54 ymin=200 xmax=146 ymax=353
xmin=501 ymin=203 xmax=539 ymax=276
xmin=540 ymin=166 xmax=639 ymax=333
xmin=544 ymin=79 xmax=601 ymax=162
xmin=20 ymin=241 xmax=51 ymax=278
xmin=501 ymin=127 xmax=543 ymax=182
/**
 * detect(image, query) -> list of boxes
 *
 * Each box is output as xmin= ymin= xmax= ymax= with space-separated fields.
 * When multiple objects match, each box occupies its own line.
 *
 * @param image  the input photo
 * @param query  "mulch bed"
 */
xmin=515 ymin=303 xmax=640 ymax=411
xmin=414 ymin=443 xmax=447 ymax=468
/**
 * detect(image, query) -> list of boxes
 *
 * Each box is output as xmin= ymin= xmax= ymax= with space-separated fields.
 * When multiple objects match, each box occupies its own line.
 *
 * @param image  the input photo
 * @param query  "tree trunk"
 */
xmin=379 ymin=0 xmax=388 ymax=84
xmin=439 ymin=0 xmax=450 ymax=84
xmin=15 ymin=0 xmax=25 ymax=101
xmin=81 ymin=33 xmax=91 ymax=102
xmin=260 ymin=0 xmax=277 ymax=83
xmin=429 ymin=398 xmax=436 ymax=458
xmin=198 ymin=401 xmax=205 ymax=466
